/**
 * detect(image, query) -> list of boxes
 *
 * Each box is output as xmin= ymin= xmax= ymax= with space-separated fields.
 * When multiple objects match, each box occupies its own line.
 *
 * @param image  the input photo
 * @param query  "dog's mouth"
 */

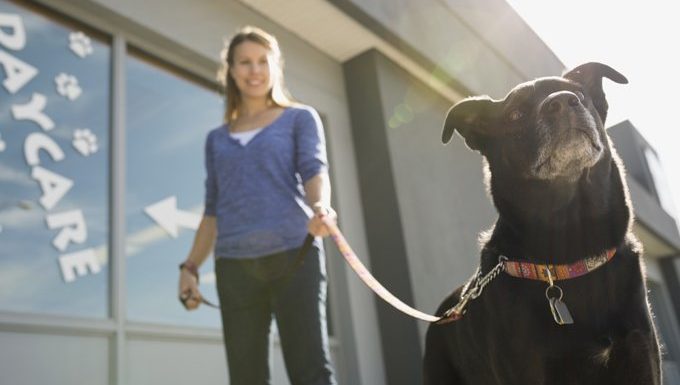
xmin=574 ymin=125 xmax=603 ymax=153
xmin=531 ymin=117 xmax=604 ymax=181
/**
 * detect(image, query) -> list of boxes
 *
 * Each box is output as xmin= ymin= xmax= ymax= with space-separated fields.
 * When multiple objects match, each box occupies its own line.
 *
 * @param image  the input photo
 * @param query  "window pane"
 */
xmin=0 ymin=0 xmax=110 ymax=317
xmin=125 ymin=52 xmax=222 ymax=327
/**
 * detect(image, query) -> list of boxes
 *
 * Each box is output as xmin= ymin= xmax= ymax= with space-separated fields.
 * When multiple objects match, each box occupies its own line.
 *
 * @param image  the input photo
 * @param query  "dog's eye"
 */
xmin=508 ymin=109 xmax=523 ymax=122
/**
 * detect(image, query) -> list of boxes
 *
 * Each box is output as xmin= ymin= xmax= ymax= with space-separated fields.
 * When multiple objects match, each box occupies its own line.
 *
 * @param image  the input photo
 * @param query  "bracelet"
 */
xmin=179 ymin=260 xmax=199 ymax=283
xmin=311 ymin=202 xmax=328 ymax=215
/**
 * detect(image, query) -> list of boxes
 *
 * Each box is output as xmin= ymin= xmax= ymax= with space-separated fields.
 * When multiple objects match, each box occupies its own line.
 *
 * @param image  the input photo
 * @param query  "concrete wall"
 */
xmin=0 ymin=331 xmax=110 ymax=385
xmin=375 ymin=52 xmax=497 ymax=335
xmin=331 ymin=0 xmax=564 ymax=98
xmin=344 ymin=49 xmax=497 ymax=384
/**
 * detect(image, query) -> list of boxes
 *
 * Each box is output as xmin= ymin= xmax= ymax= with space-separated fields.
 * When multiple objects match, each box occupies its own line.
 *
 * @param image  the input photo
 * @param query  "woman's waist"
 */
xmin=214 ymin=227 xmax=311 ymax=259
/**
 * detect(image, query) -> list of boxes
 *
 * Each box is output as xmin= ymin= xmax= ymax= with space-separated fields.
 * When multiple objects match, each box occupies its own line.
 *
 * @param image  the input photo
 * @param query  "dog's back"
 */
xmin=424 ymin=63 xmax=661 ymax=385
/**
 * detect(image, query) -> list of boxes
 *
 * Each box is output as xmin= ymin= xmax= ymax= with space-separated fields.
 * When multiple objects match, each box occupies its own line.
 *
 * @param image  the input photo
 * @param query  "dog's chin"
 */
xmin=531 ymin=134 xmax=604 ymax=182
xmin=529 ymin=111 xmax=605 ymax=182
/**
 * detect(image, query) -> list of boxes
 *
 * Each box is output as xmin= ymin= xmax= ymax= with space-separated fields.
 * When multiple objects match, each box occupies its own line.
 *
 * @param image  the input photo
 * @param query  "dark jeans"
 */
xmin=215 ymin=245 xmax=337 ymax=385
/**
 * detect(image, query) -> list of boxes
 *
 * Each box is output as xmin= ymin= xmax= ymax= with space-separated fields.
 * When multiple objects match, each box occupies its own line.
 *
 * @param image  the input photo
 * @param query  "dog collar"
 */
xmin=503 ymin=248 xmax=616 ymax=282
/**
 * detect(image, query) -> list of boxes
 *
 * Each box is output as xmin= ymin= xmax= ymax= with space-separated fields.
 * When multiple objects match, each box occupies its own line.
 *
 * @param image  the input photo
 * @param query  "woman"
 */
xmin=178 ymin=26 xmax=337 ymax=385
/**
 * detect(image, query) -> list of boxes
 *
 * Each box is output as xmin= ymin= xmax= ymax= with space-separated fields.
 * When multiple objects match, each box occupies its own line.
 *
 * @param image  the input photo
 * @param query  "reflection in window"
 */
xmin=0 ymin=0 xmax=110 ymax=317
xmin=644 ymin=148 xmax=678 ymax=221
xmin=125 ymin=51 xmax=222 ymax=327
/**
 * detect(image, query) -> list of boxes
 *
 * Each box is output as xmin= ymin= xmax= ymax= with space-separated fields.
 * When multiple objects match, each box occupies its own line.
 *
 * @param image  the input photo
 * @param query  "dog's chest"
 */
xmin=447 ymin=268 xmax=635 ymax=383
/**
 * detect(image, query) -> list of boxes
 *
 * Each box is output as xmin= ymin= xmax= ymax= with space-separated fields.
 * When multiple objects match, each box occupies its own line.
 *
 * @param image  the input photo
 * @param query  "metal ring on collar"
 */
xmin=545 ymin=284 xmax=564 ymax=301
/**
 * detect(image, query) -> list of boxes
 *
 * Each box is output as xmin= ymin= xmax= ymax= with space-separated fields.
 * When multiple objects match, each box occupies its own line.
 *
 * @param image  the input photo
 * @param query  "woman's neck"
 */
xmin=238 ymin=97 xmax=271 ymax=117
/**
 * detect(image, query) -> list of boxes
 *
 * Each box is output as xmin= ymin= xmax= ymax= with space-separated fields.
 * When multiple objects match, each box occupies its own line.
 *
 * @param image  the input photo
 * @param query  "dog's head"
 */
xmin=442 ymin=62 xmax=627 ymax=184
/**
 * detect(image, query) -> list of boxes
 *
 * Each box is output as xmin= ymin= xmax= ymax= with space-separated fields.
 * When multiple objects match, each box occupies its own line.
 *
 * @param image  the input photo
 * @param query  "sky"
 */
xmin=506 ymin=0 xmax=680 ymax=222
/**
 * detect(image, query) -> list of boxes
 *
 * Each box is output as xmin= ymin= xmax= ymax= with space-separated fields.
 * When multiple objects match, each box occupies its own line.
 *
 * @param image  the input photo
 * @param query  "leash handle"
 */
xmin=179 ymin=291 xmax=220 ymax=309
xmin=319 ymin=215 xmax=441 ymax=323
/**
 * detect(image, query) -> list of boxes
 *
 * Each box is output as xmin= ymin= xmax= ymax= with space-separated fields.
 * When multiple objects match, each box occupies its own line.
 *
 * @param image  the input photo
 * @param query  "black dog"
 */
xmin=423 ymin=63 xmax=661 ymax=385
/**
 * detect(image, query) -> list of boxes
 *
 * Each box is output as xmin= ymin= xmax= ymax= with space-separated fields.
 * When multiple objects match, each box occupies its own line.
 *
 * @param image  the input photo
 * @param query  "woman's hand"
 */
xmin=178 ymin=217 xmax=215 ymax=310
xmin=308 ymin=204 xmax=337 ymax=237
xmin=178 ymin=264 xmax=202 ymax=310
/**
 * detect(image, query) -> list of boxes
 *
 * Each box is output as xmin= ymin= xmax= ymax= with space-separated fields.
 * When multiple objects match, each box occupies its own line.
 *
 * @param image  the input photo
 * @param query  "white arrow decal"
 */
xmin=144 ymin=196 xmax=201 ymax=238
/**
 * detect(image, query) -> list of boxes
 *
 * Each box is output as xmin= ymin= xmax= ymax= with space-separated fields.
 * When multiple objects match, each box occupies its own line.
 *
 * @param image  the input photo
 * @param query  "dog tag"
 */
xmin=549 ymin=297 xmax=574 ymax=325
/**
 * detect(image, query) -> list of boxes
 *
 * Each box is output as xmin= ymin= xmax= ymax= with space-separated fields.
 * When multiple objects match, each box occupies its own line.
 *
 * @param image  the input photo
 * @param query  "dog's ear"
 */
xmin=563 ymin=62 xmax=628 ymax=124
xmin=442 ymin=96 xmax=498 ymax=151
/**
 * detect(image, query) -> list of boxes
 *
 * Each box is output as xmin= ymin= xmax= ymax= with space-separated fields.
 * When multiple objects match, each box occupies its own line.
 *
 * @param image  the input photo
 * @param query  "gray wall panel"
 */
xmin=127 ymin=338 xmax=227 ymax=385
xmin=0 ymin=331 xmax=109 ymax=385
xmin=344 ymin=48 xmax=498 ymax=383
xmin=127 ymin=337 xmax=343 ymax=385
xmin=375 ymin=53 xmax=497 ymax=341
xmin=344 ymin=50 xmax=422 ymax=385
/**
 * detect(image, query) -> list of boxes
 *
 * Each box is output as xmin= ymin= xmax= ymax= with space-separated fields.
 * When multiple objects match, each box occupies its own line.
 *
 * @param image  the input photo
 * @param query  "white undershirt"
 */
xmin=230 ymin=127 xmax=264 ymax=145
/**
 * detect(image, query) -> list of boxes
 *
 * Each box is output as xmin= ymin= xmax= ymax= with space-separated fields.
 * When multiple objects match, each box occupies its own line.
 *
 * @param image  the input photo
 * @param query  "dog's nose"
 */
xmin=542 ymin=91 xmax=581 ymax=116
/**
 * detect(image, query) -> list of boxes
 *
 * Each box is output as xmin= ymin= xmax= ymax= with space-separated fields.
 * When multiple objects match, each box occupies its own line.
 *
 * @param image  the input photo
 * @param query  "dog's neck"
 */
xmin=486 ymin=156 xmax=631 ymax=265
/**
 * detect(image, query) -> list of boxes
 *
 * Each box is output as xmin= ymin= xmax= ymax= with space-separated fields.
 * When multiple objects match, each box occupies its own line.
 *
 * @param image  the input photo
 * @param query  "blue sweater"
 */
xmin=204 ymin=105 xmax=327 ymax=259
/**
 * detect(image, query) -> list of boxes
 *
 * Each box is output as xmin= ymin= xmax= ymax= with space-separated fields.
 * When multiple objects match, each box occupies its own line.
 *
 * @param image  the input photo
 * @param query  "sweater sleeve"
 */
xmin=203 ymin=130 xmax=217 ymax=217
xmin=294 ymin=106 xmax=328 ymax=183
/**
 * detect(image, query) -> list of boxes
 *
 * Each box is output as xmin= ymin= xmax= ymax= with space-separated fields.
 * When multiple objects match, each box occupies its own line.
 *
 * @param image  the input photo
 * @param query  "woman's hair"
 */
xmin=217 ymin=26 xmax=294 ymax=123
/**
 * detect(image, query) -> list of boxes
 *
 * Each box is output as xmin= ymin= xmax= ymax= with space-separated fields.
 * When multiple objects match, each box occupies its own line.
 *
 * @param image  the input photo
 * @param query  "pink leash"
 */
xmin=319 ymin=215 xmax=442 ymax=323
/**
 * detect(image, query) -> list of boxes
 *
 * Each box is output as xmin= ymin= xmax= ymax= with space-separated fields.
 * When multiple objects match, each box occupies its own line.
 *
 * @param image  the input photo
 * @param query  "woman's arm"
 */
xmin=304 ymin=172 xmax=336 ymax=237
xmin=295 ymin=106 xmax=336 ymax=237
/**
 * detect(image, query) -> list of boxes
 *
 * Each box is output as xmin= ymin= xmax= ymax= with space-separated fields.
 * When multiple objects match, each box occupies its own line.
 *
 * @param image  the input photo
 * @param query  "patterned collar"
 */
xmin=503 ymin=248 xmax=617 ymax=282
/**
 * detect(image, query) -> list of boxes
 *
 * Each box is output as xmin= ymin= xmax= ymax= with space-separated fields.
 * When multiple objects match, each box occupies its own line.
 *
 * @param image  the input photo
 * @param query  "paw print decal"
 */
xmin=55 ymin=73 xmax=82 ymax=100
xmin=69 ymin=31 xmax=93 ymax=58
xmin=72 ymin=129 xmax=98 ymax=156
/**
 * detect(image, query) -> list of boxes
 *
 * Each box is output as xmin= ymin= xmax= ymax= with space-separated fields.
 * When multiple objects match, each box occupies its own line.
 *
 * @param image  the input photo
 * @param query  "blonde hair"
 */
xmin=217 ymin=26 xmax=294 ymax=123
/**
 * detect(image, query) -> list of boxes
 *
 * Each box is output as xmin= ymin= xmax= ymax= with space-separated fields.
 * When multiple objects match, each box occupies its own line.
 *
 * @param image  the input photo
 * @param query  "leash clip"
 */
xmin=437 ymin=256 xmax=507 ymax=324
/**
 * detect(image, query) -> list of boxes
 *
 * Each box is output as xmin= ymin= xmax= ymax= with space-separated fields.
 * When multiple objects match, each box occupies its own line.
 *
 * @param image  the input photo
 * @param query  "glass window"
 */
xmin=125 ymin=51 xmax=222 ymax=327
xmin=644 ymin=148 xmax=678 ymax=221
xmin=0 ymin=0 xmax=110 ymax=317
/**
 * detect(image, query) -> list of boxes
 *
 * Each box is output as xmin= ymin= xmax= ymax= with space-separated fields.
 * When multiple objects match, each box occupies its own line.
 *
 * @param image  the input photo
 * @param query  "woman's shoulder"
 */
xmin=286 ymin=104 xmax=321 ymax=125
xmin=287 ymin=103 xmax=319 ymax=117
xmin=205 ymin=123 xmax=228 ymax=142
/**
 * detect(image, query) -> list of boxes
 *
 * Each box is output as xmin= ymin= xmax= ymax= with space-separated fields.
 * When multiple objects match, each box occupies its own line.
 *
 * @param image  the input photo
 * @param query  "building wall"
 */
xmin=374 ymin=51 xmax=497 ymax=334
xmin=344 ymin=49 xmax=499 ymax=384
xmin=331 ymin=0 xmax=564 ymax=97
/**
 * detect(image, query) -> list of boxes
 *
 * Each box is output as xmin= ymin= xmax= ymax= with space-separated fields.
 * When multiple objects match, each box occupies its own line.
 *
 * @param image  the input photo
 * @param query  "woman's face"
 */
xmin=230 ymin=40 xmax=277 ymax=101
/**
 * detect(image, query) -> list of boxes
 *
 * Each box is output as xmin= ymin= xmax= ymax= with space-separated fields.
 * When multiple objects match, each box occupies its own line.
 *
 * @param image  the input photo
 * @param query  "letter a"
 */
xmin=0 ymin=49 xmax=38 ymax=93
xmin=32 ymin=166 xmax=73 ymax=210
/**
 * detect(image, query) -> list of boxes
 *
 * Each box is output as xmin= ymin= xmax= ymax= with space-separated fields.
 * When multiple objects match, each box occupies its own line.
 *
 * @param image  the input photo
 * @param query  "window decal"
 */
xmin=72 ymin=128 xmax=98 ymax=156
xmin=10 ymin=93 xmax=55 ymax=130
xmin=68 ymin=31 xmax=92 ymax=58
xmin=1 ymin=10 xmax=102 ymax=284
xmin=144 ymin=196 xmax=201 ymax=238
xmin=54 ymin=72 xmax=81 ymax=100
xmin=0 ymin=48 xmax=38 ymax=93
